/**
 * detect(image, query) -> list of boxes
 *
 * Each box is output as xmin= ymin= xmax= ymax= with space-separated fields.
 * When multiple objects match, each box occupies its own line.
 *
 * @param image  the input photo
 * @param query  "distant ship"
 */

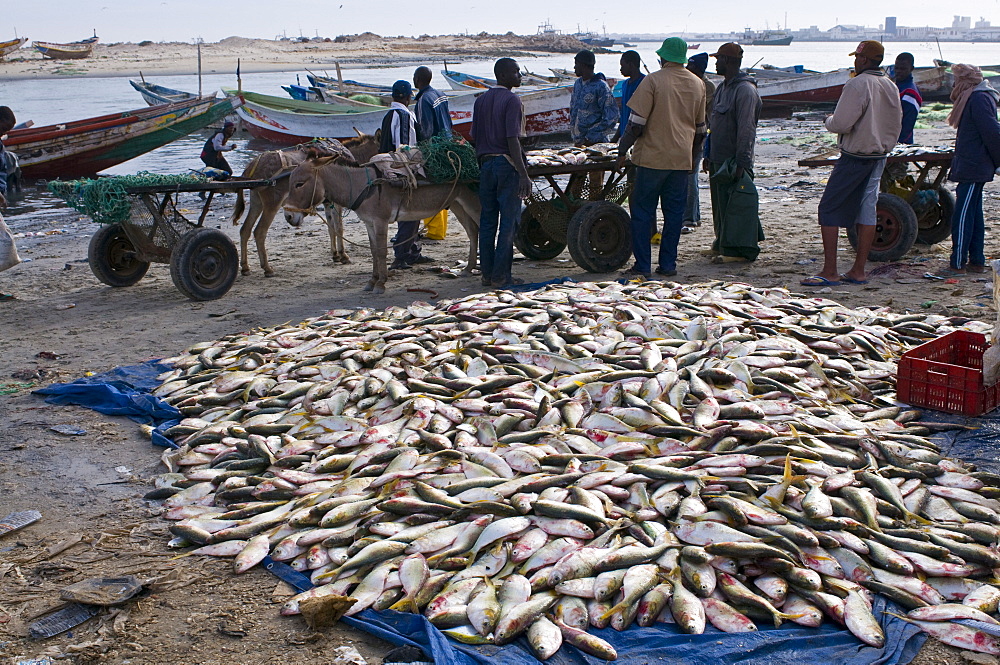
xmin=743 ymin=29 xmax=794 ymax=46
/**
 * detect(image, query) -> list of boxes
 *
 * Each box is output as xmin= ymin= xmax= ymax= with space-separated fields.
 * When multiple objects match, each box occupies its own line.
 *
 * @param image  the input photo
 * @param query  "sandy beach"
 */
xmin=0 ymin=34 xmax=595 ymax=79
xmin=0 ymin=38 xmax=996 ymax=664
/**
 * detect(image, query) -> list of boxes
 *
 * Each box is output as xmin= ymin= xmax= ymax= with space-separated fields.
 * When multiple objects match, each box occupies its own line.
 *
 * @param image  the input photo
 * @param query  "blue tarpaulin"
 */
xmin=33 ymin=360 xmax=182 ymax=448
xmin=262 ymin=558 xmax=926 ymax=665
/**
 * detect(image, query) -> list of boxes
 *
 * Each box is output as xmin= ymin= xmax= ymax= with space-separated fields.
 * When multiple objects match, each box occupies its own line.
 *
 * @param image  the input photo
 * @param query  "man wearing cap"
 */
xmin=683 ymin=52 xmax=715 ymax=231
xmin=705 ymin=42 xmax=763 ymax=263
xmin=200 ymin=121 xmax=237 ymax=175
xmin=616 ymin=36 xmax=706 ymax=278
xmin=893 ymin=52 xmax=922 ymax=145
xmin=380 ymin=80 xmax=432 ymax=270
xmin=471 ymin=57 xmax=531 ymax=288
xmin=802 ymin=41 xmax=901 ymax=287
xmin=570 ymin=50 xmax=618 ymax=147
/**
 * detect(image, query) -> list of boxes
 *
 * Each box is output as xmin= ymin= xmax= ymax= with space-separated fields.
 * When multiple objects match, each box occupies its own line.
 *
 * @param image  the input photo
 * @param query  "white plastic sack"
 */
xmin=982 ymin=259 xmax=1000 ymax=385
xmin=0 ymin=212 xmax=21 ymax=272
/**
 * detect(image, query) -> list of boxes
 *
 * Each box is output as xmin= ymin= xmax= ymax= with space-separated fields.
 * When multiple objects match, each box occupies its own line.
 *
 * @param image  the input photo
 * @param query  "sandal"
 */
xmin=800 ymin=276 xmax=841 ymax=287
xmin=840 ymin=274 xmax=869 ymax=285
xmin=967 ymin=264 xmax=989 ymax=274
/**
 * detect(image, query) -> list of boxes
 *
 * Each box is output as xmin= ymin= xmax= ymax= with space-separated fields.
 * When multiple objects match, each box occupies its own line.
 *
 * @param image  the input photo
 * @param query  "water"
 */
xmin=3 ymin=40 xmax=999 ymax=229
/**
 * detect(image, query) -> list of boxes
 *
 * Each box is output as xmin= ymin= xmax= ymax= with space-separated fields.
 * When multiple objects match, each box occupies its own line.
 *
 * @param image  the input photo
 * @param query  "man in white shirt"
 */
xmin=380 ymin=80 xmax=432 ymax=269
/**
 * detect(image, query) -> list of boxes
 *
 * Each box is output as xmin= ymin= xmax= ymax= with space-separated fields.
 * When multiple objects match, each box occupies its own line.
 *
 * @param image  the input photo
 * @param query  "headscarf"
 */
xmin=948 ymin=63 xmax=984 ymax=129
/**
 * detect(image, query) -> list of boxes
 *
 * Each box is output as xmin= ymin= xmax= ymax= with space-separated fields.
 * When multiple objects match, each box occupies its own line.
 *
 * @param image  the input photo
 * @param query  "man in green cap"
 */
xmin=616 ymin=37 xmax=706 ymax=277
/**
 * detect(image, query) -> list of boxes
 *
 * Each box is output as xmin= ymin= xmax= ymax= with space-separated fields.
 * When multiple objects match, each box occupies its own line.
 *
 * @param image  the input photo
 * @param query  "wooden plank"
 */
xmin=799 ymin=152 xmax=953 ymax=168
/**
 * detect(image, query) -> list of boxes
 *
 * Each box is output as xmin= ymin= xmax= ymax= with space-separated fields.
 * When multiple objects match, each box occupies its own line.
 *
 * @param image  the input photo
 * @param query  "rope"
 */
xmin=47 ymin=172 xmax=208 ymax=225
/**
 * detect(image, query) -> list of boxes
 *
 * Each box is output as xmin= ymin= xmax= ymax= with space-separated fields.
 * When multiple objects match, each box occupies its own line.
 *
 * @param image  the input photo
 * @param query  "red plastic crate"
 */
xmin=897 ymin=330 xmax=1000 ymax=416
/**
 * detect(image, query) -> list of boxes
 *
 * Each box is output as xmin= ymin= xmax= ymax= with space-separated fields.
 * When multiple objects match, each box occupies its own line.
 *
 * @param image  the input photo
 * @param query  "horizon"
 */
xmin=5 ymin=2 xmax=998 ymax=44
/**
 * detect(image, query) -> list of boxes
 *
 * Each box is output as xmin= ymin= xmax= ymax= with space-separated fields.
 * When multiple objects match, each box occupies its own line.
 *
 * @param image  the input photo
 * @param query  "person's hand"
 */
xmin=518 ymin=175 xmax=531 ymax=200
xmin=615 ymin=153 xmax=627 ymax=170
xmin=735 ymin=166 xmax=745 ymax=180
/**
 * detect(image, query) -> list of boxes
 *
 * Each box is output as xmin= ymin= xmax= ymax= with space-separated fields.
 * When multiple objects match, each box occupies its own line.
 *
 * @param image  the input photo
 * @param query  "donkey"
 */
xmin=283 ymin=154 xmax=480 ymax=294
xmin=229 ymin=132 xmax=380 ymax=276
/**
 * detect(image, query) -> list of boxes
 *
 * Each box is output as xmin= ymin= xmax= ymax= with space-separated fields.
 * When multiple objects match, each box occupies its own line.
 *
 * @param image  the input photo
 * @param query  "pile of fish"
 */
xmin=150 ymin=280 xmax=1000 ymax=660
xmin=525 ymin=143 xmax=618 ymax=168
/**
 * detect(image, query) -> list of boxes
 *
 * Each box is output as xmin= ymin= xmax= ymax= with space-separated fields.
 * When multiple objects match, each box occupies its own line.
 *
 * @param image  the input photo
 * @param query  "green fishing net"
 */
xmin=48 ymin=172 xmax=208 ymax=225
xmin=417 ymin=135 xmax=479 ymax=184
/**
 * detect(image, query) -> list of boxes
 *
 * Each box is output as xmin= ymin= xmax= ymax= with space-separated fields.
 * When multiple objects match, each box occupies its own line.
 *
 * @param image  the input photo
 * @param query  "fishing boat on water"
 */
xmin=0 ymin=37 xmax=27 ymax=59
xmin=742 ymin=29 xmax=793 ymax=46
xmin=130 ymin=79 xmax=198 ymax=106
xmin=34 ymin=34 xmax=98 ymax=60
xmin=5 ymin=95 xmax=238 ymax=179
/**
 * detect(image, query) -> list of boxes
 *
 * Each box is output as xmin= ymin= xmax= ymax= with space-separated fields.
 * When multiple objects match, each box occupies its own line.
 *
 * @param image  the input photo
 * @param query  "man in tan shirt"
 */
xmin=801 ymin=40 xmax=901 ymax=287
xmin=617 ymin=37 xmax=706 ymax=277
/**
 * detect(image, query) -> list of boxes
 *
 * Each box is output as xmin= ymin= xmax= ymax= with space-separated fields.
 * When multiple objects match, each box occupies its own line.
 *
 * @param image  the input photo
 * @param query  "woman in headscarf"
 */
xmin=940 ymin=64 xmax=1000 ymax=275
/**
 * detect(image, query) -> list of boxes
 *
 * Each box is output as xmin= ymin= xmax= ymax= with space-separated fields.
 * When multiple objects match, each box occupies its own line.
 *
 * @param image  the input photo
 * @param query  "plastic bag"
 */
xmin=982 ymin=259 xmax=1000 ymax=385
xmin=0 ymin=212 xmax=20 ymax=272
xmin=423 ymin=210 xmax=448 ymax=240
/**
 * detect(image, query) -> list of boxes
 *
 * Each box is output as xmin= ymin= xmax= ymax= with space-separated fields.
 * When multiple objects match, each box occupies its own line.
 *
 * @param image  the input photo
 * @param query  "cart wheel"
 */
xmin=514 ymin=209 xmax=566 ymax=260
xmin=170 ymin=228 xmax=238 ymax=301
xmin=915 ymin=186 xmax=955 ymax=245
xmin=88 ymin=223 xmax=149 ymax=287
xmin=847 ymin=193 xmax=918 ymax=263
xmin=566 ymin=201 xmax=633 ymax=273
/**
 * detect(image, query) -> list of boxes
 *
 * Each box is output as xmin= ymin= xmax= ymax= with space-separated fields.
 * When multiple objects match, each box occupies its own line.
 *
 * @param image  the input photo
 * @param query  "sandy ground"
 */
xmin=0 ymin=34 xmax=594 ymax=80
xmin=0 ymin=116 xmax=997 ymax=664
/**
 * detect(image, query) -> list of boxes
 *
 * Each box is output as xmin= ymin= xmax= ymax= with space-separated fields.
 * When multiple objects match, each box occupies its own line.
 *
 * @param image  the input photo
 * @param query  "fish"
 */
xmin=149 ymin=280 xmax=998 ymax=659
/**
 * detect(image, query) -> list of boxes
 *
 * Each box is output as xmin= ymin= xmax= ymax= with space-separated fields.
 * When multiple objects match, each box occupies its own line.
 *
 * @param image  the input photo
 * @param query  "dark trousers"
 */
xmin=200 ymin=152 xmax=232 ymax=175
xmin=951 ymin=182 xmax=986 ymax=269
xmin=683 ymin=157 xmax=702 ymax=223
xmin=392 ymin=220 xmax=421 ymax=262
xmin=629 ymin=166 xmax=688 ymax=273
xmin=478 ymin=157 xmax=522 ymax=284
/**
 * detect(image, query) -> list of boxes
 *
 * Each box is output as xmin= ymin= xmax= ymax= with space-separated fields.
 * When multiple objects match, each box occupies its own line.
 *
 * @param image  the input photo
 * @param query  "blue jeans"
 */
xmin=629 ymin=166 xmax=688 ymax=273
xmin=392 ymin=220 xmax=421 ymax=262
xmin=478 ymin=157 xmax=522 ymax=284
xmin=683 ymin=156 xmax=702 ymax=223
xmin=951 ymin=182 xmax=986 ymax=269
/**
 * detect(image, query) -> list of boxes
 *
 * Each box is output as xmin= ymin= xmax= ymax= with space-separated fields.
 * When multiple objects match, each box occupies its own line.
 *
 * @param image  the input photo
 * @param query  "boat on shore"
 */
xmin=227 ymin=85 xmax=569 ymax=145
xmin=754 ymin=68 xmax=852 ymax=107
xmin=5 ymin=95 xmax=237 ymax=179
xmin=443 ymin=68 xmax=562 ymax=90
xmin=306 ymin=73 xmax=393 ymax=95
xmin=0 ymin=37 xmax=27 ymax=59
xmin=33 ymin=35 xmax=98 ymax=60
xmin=130 ymin=79 xmax=198 ymax=106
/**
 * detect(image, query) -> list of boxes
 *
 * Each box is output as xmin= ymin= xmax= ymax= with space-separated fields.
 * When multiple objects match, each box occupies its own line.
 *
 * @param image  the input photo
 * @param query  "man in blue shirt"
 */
xmin=892 ymin=52 xmax=921 ymax=144
xmin=570 ymin=50 xmax=618 ymax=146
xmin=613 ymin=50 xmax=645 ymax=141
xmin=471 ymin=58 xmax=530 ymax=288
xmin=413 ymin=66 xmax=453 ymax=141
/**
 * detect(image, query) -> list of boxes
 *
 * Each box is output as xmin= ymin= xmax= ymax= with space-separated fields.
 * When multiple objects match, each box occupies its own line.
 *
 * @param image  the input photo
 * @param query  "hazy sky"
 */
xmin=7 ymin=2 xmax=999 ymax=43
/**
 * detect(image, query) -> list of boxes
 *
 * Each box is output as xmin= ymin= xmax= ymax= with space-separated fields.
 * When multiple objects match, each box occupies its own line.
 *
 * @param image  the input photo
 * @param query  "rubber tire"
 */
xmin=88 ymin=223 xmax=149 ymax=287
xmin=915 ymin=186 xmax=955 ymax=246
xmin=847 ymin=193 xmax=918 ymax=263
xmin=169 ymin=228 xmax=239 ymax=301
xmin=514 ymin=208 xmax=566 ymax=260
xmin=566 ymin=201 xmax=633 ymax=273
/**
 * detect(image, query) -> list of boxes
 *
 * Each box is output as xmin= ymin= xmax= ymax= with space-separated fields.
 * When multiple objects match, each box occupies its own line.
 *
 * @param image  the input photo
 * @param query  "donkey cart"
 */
xmin=798 ymin=148 xmax=954 ymax=263
xmin=518 ymin=161 xmax=634 ymax=273
xmin=85 ymin=179 xmax=273 ymax=300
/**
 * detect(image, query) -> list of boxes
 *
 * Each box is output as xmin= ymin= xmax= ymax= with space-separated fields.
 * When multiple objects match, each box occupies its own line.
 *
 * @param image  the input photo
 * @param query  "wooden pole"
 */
xmin=334 ymin=61 xmax=346 ymax=94
xmin=197 ymin=41 xmax=203 ymax=96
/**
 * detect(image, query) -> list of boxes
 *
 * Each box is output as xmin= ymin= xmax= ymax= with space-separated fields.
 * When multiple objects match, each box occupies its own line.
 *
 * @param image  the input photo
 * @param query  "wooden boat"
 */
xmin=130 ymin=79 xmax=198 ymax=106
xmin=755 ymin=68 xmax=853 ymax=108
xmin=0 ymin=37 xmax=28 ymax=59
xmin=688 ymin=43 xmax=701 ymax=50
xmin=442 ymin=69 xmax=495 ymax=90
xmin=227 ymin=86 xmax=567 ymax=145
xmin=34 ymin=37 xmax=98 ymax=60
xmin=912 ymin=65 xmax=953 ymax=102
xmin=5 ymin=95 xmax=238 ymax=179
xmin=306 ymin=73 xmax=393 ymax=94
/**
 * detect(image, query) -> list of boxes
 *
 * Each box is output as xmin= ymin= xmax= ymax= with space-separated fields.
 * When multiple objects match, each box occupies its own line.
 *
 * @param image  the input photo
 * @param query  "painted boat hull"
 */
xmin=0 ymin=37 xmax=27 ymax=59
xmin=756 ymin=68 xmax=852 ymax=107
xmin=6 ymin=96 xmax=236 ymax=179
xmin=231 ymin=85 xmax=569 ymax=146
xmin=912 ymin=66 xmax=953 ymax=102
xmin=33 ymin=40 xmax=95 ymax=59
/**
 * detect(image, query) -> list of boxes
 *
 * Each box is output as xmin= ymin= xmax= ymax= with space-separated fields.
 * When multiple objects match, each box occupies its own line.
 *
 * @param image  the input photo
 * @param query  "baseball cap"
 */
xmin=849 ymin=40 xmax=885 ymax=59
xmin=687 ymin=52 xmax=709 ymax=70
xmin=711 ymin=42 xmax=744 ymax=59
xmin=391 ymin=80 xmax=413 ymax=99
xmin=656 ymin=37 xmax=689 ymax=65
